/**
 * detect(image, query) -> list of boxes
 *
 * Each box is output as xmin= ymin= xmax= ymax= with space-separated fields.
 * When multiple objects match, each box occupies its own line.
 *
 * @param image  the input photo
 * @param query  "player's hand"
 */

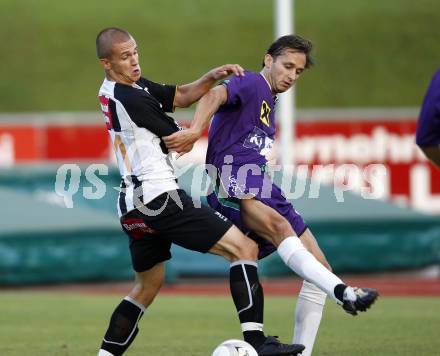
xmin=163 ymin=129 xmax=200 ymax=155
xmin=210 ymin=64 xmax=245 ymax=81
xmin=175 ymin=142 xmax=195 ymax=159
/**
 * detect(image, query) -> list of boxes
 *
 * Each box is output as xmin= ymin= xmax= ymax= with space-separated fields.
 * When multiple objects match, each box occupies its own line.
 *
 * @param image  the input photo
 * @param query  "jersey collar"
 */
xmin=259 ymin=72 xmax=278 ymax=103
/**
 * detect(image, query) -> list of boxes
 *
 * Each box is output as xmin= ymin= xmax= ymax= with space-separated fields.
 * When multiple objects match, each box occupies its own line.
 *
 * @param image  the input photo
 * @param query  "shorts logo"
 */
xmin=122 ymin=218 xmax=157 ymax=239
xmin=259 ymin=100 xmax=271 ymax=127
xmin=214 ymin=211 xmax=228 ymax=222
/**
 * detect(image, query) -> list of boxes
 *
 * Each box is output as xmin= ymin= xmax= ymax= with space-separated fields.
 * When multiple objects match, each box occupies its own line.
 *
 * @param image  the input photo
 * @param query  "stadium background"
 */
xmin=0 ymin=0 xmax=440 ymax=355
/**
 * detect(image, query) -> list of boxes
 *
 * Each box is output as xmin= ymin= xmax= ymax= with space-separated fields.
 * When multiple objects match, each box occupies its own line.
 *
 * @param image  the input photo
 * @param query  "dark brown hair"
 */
xmin=263 ymin=34 xmax=313 ymax=68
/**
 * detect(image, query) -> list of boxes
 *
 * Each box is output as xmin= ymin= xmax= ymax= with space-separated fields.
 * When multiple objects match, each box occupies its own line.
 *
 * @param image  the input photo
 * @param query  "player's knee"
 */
xmin=131 ymin=275 xmax=164 ymax=307
xmin=267 ymin=214 xmax=293 ymax=240
xmin=131 ymin=283 xmax=162 ymax=307
xmin=233 ymin=236 xmax=259 ymax=261
xmin=215 ymin=226 xmax=258 ymax=262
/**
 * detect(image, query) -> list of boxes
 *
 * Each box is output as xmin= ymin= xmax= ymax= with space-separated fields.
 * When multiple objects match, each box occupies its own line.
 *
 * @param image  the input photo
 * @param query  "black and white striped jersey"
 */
xmin=98 ymin=77 xmax=181 ymax=217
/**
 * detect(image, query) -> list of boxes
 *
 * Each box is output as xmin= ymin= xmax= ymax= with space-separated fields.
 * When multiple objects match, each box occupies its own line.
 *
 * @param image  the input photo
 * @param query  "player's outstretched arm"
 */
xmin=173 ymin=64 xmax=243 ymax=108
xmin=163 ymin=85 xmax=227 ymax=154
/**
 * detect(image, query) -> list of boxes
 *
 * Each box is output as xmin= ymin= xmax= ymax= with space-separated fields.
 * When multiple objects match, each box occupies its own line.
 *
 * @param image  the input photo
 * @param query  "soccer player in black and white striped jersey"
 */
xmin=95 ymin=27 xmax=305 ymax=356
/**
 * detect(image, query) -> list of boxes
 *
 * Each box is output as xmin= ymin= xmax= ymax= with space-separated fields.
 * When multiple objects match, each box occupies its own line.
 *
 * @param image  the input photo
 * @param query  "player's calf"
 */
xmin=98 ymin=296 xmax=145 ymax=356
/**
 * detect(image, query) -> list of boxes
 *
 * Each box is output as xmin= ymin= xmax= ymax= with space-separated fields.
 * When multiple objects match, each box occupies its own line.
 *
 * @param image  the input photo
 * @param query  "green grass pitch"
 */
xmin=0 ymin=292 xmax=439 ymax=355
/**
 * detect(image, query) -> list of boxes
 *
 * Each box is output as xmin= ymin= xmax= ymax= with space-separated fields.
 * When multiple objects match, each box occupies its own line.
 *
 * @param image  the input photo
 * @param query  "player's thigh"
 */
xmin=121 ymin=213 xmax=173 ymax=273
xmin=209 ymin=225 xmax=258 ymax=262
xmin=164 ymin=202 xmax=257 ymax=262
xmin=160 ymin=194 xmax=234 ymax=254
xmin=135 ymin=261 xmax=166 ymax=289
xmin=207 ymin=192 xmax=248 ymax=232
xmin=240 ymin=198 xmax=295 ymax=243
xmin=299 ymin=228 xmax=332 ymax=270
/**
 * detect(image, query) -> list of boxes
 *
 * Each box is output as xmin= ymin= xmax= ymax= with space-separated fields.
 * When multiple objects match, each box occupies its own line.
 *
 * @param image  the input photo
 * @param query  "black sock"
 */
xmin=229 ymin=261 xmax=266 ymax=349
xmin=100 ymin=297 xmax=144 ymax=356
xmin=334 ymin=283 xmax=348 ymax=303
xmin=243 ymin=330 xmax=266 ymax=349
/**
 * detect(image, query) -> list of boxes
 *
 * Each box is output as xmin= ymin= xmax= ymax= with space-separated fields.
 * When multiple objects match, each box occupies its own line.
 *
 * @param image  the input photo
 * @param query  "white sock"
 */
xmin=277 ymin=236 xmax=344 ymax=303
xmin=293 ymin=281 xmax=327 ymax=356
xmin=98 ymin=350 xmax=114 ymax=356
xmin=343 ymin=286 xmax=357 ymax=301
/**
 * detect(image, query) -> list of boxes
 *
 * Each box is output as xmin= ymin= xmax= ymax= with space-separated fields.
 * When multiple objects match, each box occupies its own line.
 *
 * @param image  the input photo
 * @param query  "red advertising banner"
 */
xmin=45 ymin=126 xmax=109 ymax=160
xmin=294 ymin=121 xmax=440 ymax=214
xmin=0 ymin=125 xmax=109 ymax=163
xmin=0 ymin=127 xmax=40 ymax=164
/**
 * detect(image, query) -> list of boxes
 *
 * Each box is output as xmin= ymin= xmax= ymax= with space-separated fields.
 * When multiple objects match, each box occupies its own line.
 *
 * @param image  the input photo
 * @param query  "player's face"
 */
xmin=105 ymin=38 xmax=141 ymax=85
xmin=264 ymin=49 xmax=306 ymax=94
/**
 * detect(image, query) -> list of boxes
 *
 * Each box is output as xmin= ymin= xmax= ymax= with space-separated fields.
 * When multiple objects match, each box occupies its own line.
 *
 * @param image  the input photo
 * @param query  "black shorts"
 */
xmin=120 ymin=189 xmax=233 ymax=272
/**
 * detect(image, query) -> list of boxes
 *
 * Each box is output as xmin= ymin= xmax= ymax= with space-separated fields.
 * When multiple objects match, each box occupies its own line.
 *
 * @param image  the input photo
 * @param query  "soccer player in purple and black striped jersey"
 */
xmin=95 ymin=28 xmax=305 ymax=356
xmin=416 ymin=69 xmax=440 ymax=169
xmin=164 ymin=35 xmax=379 ymax=356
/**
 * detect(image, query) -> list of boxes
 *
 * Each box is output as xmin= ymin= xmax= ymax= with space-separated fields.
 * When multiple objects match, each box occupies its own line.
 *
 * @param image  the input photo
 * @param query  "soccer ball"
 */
xmin=212 ymin=339 xmax=258 ymax=356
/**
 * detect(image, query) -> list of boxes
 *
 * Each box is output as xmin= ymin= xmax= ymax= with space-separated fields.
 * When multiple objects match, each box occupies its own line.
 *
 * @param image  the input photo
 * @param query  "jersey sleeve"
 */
xmin=122 ymin=95 xmax=180 ymax=137
xmin=416 ymin=70 xmax=440 ymax=147
xmin=434 ymin=71 xmax=440 ymax=115
xmin=138 ymin=77 xmax=176 ymax=113
xmin=221 ymin=73 xmax=255 ymax=107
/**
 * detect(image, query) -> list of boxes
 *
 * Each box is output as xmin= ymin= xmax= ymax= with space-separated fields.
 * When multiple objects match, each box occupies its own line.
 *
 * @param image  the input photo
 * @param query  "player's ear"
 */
xmin=263 ymin=54 xmax=273 ymax=69
xmin=99 ymin=58 xmax=111 ymax=70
